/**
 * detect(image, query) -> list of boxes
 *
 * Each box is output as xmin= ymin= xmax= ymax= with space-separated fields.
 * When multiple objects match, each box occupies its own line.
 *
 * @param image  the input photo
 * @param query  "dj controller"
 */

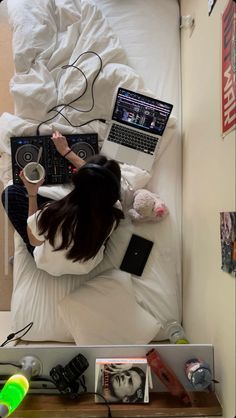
xmin=10 ymin=133 xmax=98 ymax=185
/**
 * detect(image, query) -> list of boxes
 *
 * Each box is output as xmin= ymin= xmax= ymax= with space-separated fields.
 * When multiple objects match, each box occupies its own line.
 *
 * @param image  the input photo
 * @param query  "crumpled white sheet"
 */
xmin=0 ymin=0 xmax=175 ymax=192
xmin=1 ymin=0 xmax=146 ymax=139
xmin=0 ymin=0 xmax=153 ymax=197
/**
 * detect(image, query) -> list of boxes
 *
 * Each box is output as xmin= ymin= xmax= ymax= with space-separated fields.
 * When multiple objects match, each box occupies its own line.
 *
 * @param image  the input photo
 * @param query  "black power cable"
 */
xmin=0 ymin=322 xmax=33 ymax=347
xmin=72 ymin=390 xmax=113 ymax=418
xmin=0 ymin=363 xmax=21 ymax=368
xmin=76 ymin=375 xmax=113 ymax=417
xmin=36 ymin=51 xmax=106 ymax=136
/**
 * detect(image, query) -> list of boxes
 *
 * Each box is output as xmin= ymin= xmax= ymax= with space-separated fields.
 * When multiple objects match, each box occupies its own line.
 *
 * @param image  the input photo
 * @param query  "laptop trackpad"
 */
xmin=116 ymin=146 xmax=138 ymax=165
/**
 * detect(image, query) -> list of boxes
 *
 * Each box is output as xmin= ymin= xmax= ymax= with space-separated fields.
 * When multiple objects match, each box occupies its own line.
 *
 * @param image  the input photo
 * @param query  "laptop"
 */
xmin=101 ymin=87 xmax=173 ymax=171
xmin=10 ymin=133 xmax=98 ymax=185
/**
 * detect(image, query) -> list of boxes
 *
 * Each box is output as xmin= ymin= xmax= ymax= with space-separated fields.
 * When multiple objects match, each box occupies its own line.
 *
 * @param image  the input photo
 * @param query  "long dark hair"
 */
xmin=37 ymin=155 xmax=124 ymax=262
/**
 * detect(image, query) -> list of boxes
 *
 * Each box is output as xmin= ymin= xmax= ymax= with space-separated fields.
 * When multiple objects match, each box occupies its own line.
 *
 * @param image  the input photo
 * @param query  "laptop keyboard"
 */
xmin=108 ymin=124 xmax=157 ymax=155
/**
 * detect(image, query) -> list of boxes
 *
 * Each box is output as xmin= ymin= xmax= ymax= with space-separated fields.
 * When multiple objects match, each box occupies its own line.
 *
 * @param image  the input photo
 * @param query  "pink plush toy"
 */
xmin=128 ymin=189 xmax=168 ymax=222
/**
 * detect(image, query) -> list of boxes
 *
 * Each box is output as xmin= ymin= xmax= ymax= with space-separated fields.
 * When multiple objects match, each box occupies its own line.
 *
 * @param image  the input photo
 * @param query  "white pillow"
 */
xmin=58 ymin=269 xmax=160 ymax=345
xmin=11 ymin=233 xmax=87 ymax=342
xmin=10 ymin=222 xmax=133 ymax=343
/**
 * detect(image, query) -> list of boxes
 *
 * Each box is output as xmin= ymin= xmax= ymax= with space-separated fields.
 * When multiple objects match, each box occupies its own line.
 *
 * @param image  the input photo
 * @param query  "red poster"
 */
xmin=222 ymin=0 xmax=236 ymax=137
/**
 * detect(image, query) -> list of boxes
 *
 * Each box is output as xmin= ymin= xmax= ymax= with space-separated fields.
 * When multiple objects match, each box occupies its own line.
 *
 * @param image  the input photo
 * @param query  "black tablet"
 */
xmin=120 ymin=234 xmax=154 ymax=276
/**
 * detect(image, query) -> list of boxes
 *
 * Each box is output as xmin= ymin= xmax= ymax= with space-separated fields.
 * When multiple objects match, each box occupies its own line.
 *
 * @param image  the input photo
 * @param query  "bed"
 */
xmin=0 ymin=0 xmax=182 ymax=345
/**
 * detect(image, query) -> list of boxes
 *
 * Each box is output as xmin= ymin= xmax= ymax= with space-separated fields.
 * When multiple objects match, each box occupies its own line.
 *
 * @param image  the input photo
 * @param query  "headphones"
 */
xmin=80 ymin=163 xmax=121 ymax=197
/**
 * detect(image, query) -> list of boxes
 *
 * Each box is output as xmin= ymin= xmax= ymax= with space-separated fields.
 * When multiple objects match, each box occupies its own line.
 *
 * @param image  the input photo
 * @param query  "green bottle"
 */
xmin=0 ymin=374 xmax=29 ymax=417
xmin=166 ymin=321 xmax=189 ymax=344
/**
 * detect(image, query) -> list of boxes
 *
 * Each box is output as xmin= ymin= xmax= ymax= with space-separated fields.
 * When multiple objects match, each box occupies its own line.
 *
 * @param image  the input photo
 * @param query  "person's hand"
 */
xmin=105 ymin=364 xmax=132 ymax=374
xmin=19 ymin=170 xmax=45 ymax=196
xmin=51 ymin=130 xmax=70 ymax=157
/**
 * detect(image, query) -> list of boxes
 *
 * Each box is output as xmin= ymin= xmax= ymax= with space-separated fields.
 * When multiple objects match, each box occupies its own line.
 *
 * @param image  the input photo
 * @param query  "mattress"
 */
xmin=0 ymin=0 xmax=181 ymax=344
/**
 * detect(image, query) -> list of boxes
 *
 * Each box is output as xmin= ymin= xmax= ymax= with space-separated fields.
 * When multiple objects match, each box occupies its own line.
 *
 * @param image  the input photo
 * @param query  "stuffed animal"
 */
xmin=128 ymin=189 xmax=168 ymax=222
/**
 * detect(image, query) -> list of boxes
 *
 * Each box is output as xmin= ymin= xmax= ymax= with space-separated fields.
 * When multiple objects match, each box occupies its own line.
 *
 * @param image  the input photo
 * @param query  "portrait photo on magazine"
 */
xmin=95 ymin=358 xmax=150 ymax=404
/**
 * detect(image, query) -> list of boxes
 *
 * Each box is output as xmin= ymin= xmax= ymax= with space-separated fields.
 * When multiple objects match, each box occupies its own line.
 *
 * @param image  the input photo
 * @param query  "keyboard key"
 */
xmin=108 ymin=124 xmax=157 ymax=154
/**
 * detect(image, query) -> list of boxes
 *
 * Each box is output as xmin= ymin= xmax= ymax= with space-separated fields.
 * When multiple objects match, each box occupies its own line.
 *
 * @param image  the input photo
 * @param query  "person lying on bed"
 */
xmin=1 ymin=131 xmax=124 ymax=276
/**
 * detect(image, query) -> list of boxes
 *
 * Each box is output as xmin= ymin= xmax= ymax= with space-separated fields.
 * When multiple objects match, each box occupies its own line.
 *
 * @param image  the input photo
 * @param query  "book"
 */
xmin=94 ymin=357 xmax=151 ymax=403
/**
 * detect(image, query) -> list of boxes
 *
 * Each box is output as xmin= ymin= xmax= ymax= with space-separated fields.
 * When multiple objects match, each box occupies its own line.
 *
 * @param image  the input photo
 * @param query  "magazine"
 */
xmin=94 ymin=357 xmax=151 ymax=403
xmin=220 ymin=212 xmax=236 ymax=277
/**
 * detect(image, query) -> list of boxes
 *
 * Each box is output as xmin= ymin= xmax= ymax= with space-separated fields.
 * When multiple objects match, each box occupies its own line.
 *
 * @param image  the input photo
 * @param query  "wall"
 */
xmin=180 ymin=1 xmax=235 ymax=418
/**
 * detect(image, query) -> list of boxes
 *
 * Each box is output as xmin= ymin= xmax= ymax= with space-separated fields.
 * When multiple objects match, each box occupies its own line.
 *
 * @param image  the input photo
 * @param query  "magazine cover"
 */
xmin=95 ymin=357 xmax=151 ymax=403
xmin=220 ymin=212 xmax=236 ymax=277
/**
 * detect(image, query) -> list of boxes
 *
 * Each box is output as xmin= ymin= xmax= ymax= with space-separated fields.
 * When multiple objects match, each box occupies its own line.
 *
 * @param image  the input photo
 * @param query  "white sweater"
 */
xmin=27 ymin=211 xmax=114 ymax=276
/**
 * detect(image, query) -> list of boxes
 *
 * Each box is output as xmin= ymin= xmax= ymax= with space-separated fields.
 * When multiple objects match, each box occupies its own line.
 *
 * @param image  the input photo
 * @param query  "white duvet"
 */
xmin=0 ymin=0 xmax=147 ymax=154
xmin=0 ymin=0 xmax=181 ymax=343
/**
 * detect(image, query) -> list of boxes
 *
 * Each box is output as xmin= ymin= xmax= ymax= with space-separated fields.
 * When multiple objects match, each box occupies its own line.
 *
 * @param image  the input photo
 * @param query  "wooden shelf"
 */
xmin=13 ymin=392 xmax=222 ymax=417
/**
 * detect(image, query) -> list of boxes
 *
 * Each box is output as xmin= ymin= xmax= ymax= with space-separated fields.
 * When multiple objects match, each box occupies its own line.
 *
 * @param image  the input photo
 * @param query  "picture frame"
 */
xmin=220 ymin=212 xmax=236 ymax=277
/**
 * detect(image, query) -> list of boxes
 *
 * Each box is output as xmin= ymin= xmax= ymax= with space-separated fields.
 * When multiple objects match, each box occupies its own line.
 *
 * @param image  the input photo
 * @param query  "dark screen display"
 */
xmin=112 ymin=87 xmax=173 ymax=136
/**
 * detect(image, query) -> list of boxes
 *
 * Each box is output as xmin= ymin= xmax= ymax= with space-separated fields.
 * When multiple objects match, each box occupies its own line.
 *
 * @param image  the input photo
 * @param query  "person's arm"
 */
xmin=19 ymin=171 xmax=45 ymax=247
xmin=27 ymin=198 xmax=43 ymax=246
xmin=51 ymin=130 xmax=86 ymax=169
xmin=28 ymin=195 xmax=38 ymax=216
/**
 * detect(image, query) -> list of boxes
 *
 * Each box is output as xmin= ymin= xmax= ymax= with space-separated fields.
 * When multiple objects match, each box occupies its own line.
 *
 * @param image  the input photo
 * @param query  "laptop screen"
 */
xmin=112 ymin=87 xmax=173 ymax=136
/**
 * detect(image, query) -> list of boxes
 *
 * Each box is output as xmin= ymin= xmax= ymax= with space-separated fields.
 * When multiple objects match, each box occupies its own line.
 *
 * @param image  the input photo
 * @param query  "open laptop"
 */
xmin=101 ymin=87 xmax=173 ymax=171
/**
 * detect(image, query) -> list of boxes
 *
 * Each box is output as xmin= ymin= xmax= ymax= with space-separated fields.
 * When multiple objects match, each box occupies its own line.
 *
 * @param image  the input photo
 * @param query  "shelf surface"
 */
xmin=13 ymin=392 xmax=222 ymax=417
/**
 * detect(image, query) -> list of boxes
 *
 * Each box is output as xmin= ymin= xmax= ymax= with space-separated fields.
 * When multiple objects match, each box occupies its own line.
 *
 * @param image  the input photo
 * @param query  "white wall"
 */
xmin=181 ymin=1 xmax=235 ymax=417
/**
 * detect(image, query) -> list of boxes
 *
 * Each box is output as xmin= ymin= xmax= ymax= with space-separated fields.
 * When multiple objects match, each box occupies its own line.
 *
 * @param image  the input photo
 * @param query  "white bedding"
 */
xmin=0 ymin=0 xmax=181 ymax=343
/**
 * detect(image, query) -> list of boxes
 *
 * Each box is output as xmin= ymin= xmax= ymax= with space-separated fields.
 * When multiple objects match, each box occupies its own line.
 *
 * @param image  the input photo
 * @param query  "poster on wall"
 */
xmin=208 ymin=0 xmax=217 ymax=15
xmin=222 ymin=0 xmax=236 ymax=137
xmin=220 ymin=212 xmax=236 ymax=277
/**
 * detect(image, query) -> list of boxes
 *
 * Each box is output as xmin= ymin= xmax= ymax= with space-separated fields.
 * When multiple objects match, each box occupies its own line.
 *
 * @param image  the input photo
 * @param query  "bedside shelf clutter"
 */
xmin=0 ymin=345 xmax=222 ymax=417
xmin=14 ymin=392 xmax=222 ymax=417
